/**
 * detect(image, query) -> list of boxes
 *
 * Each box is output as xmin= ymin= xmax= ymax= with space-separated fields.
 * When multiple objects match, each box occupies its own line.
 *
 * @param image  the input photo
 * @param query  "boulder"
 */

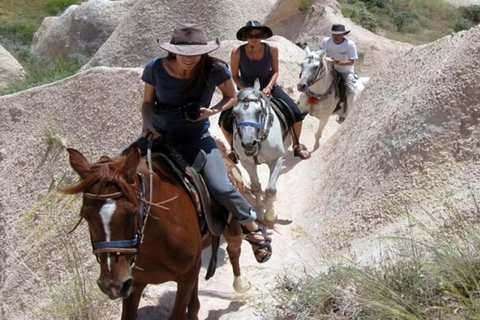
xmin=31 ymin=0 xmax=136 ymax=61
xmin=0 ymin=44 xmax=25 ymax=91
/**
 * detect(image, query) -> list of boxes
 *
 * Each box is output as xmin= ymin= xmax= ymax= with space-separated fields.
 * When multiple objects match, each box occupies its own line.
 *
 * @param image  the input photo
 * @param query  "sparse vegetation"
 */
xmin=2 ymin=53 xmax=86 ymax=94
xmin=263 ymin=194 xmax=480 ymax=319
xmin=338 ymin=0 xmax=480 ymax=44
xmin=17 ymin=190 xmax=112 ymax=318
xmin=43 ymin=0 xmax=80 ymax=16
xmin=41 ymin=122 xmax=66 ymax=150
xmin=0 ymin=0 xmax=84 ymax=95
xmin=299 ymin=0 xmax=312 ymax=12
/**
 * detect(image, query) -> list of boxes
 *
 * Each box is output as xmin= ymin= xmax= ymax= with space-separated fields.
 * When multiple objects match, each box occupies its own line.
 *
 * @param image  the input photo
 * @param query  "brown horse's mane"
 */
xmin=61 ymin=153 xmax=183 ymax=205
xmin=61 ymin=155 xmax=139 ymax=205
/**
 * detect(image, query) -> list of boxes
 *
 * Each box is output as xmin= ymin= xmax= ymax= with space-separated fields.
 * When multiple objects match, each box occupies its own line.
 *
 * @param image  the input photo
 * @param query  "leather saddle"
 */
xmin=135 ymin=137 xmax=237 ymax=280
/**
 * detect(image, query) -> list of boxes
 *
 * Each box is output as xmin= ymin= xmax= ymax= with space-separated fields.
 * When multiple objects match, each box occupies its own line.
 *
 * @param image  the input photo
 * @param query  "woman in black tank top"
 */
xmin=220 ymin=20 xmax=311 ymax=161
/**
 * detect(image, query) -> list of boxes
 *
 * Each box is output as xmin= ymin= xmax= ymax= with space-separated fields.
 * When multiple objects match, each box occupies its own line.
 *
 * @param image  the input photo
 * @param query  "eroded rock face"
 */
xmin=31 ymin=0 xmax=136 ymax=61
xmin=81 ymin=0 xmax=277 ymax=69
xmin=0 ymin=44 xmax=25 ymax=91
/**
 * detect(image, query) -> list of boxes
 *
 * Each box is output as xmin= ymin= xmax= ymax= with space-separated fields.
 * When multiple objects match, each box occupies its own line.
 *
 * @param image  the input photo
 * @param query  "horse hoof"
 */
xmin=233 ymin=276 xmax=251 ymax=293
xmin=265 ymin=212 xmax=277 ymax=222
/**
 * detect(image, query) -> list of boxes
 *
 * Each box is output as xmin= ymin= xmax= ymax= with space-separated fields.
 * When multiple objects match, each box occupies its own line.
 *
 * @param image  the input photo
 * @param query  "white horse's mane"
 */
xmin=237 ymin=86 xmax=270 ymax=103
xmin=303 ymin=45 xmax=331 ymax=76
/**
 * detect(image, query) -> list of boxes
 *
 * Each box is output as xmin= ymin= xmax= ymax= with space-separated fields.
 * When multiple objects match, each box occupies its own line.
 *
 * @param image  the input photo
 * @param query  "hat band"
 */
xmin=171 ymin=41 xmax=208 ymax=45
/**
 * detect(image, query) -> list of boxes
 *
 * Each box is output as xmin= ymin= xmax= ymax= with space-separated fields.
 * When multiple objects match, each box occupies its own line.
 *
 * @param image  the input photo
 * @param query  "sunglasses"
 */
xmin=246 ymin=33 xmax=262 ymax=39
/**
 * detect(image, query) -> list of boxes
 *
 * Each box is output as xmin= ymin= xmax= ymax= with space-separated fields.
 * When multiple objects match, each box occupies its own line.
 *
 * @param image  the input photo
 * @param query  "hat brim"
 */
xmin=158 ymin=38 xmax=220 ymax=56
xmin=236 ymin=26 xmax=273 ymax=41
xmin=330 ymin=30 xmax=350 ymax=35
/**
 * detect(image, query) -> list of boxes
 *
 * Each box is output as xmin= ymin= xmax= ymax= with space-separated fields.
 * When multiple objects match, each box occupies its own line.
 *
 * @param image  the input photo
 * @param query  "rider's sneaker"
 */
xmin=336 ymin=116 xmax=346 ymax=124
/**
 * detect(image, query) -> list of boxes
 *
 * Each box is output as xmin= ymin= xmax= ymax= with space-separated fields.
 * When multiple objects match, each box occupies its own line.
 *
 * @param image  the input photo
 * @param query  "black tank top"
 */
xmin=239 ymin=43 xmax=272 ymax=89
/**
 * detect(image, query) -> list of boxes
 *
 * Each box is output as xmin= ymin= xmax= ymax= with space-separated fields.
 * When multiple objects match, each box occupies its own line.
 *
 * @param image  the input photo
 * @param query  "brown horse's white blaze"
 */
xmin=99 ymin=199 xmax=116 ymax=271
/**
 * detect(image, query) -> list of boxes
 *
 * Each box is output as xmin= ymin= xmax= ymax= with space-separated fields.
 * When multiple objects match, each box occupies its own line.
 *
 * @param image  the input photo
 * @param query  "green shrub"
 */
xmin=460 ymin=4 xmax=480 ymax=23
xmin=393 ymin=11 xmax=413 ymax=32
xmin=454 ymin=17 xmax=473 ymax=32
xmin=299 ymin=0 xmax=312 ymax=12
xmin=43 ymin=0 xmax=81 ymax=16
xmin=340 ymin=2 xmax=378 ymax=32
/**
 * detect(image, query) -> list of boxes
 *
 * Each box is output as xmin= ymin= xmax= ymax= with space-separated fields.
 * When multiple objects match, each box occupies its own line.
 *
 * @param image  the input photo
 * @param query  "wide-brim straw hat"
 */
xmin=236 ymin=20 xmax=273 ymax=41
xmin=330 ymin=24 xmax=350 ymax=35
xmin=158 ymin=23 xmax=220 ymax=56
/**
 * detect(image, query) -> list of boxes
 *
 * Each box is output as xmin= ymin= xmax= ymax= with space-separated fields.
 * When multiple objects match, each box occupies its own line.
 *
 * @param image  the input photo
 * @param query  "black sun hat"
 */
xmin=158 ymin=23 xmax=220 ymax=56
xmin=330 ymin=24 xmax=350 ymax=35
xmin=236 ymin=20 xmax=273 ymax=41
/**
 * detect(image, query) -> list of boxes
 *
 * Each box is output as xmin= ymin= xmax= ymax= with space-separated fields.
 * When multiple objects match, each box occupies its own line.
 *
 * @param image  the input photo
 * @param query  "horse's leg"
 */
xmin=313 ymin=106 xmax=334 ymax=151
xmin=223 ymin=219 xmax=251 ymax=293
xmin=186 ymin=277 xmax=200 ymax=320
xmin=242 ymin=161 xmax=263 ymax=211
xmin=121 ymin=282 xmax=147 ymax=320
xmin=313 ymin=120 xmax=325 ymax=151
xmin=170 ymin=263 xmax=201 ymax=320
xmin=264 ymin=157 xmax=283 ymax=221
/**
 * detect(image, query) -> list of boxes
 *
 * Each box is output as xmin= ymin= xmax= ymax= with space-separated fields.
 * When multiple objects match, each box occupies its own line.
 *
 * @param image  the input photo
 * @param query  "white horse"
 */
xmin=297 ymin=46 xmax=369 ymax=151
xmin=232 ymin=79 xmax=289 ymax=222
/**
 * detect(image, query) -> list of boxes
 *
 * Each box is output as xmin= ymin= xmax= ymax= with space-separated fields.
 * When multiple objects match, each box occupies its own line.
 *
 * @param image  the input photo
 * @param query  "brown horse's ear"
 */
xmin=66 ymin=148 xmax=91 ymax=179
xmin=123 ymin=143 xmax=141 ymax=176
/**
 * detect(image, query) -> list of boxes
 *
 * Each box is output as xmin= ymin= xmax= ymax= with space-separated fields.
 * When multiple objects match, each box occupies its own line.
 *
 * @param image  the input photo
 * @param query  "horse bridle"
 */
xmin=234 ymin=94 xmax=274 ymax=144
xmin=82 ymin=173 xmax=148 ymax=264
xmin=302 ymin=56 xmax=336 ymax=100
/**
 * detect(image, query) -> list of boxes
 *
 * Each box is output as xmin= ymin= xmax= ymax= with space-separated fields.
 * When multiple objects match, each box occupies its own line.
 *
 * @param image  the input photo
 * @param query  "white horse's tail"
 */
xmin=354 ymin=76 xmax=370 ymax=94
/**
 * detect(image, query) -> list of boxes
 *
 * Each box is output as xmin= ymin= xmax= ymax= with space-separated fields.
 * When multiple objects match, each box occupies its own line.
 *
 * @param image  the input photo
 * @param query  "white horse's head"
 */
xmin=297 ymin=49 xmax=331 ymax=93
xmin=232 ymin=79 xmax=270 ymax=157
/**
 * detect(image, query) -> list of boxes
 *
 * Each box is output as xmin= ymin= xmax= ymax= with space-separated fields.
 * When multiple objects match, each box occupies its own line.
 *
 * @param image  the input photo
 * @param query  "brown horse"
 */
xmin=61 ymin=142 xmax=250 ymax=320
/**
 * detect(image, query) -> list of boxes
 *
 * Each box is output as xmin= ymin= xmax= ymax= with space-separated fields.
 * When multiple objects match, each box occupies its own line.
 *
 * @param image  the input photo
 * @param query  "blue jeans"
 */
xmin=122 ymin=132 xmax=256 ymax=225
xmin=195 ymin=132 xmax=256 ymax=225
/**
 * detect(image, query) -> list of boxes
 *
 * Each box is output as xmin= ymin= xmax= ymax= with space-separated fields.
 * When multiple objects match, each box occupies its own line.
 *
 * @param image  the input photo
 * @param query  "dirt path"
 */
xmin=124 ymin=114 xmax=341 ymax=320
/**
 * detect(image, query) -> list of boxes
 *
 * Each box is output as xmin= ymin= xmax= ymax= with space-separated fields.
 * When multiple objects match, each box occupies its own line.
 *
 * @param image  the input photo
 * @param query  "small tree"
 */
xmin=454 ymin=17 xmax=473 ymax=32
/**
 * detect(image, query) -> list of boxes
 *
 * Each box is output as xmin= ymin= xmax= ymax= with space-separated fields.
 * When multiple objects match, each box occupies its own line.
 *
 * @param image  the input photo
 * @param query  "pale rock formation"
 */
xmin=31 ymin=0 xmax=136 ymax=61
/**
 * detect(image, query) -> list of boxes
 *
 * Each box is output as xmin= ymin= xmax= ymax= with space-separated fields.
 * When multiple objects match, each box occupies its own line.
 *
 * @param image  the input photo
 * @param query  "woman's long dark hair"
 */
xmin=166 ymin=52 xmax=225 ymax=93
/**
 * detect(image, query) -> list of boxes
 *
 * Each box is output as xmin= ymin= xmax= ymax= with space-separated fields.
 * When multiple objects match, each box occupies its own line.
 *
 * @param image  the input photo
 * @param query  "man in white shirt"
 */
xmin=319 ymin=24 xmax=358 ymax=124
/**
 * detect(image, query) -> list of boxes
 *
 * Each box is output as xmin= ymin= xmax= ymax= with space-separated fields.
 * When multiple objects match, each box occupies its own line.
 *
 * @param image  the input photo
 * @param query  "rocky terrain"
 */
xmin=1 ymin=0 xmax=479 ymax=319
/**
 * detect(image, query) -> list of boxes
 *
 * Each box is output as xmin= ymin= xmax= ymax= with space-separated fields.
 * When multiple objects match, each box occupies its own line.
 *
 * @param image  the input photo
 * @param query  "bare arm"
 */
xmin=263 ymin=44 xmax=279 ymax=96
xmin=230 ymin=46 xmax=246 ymax=89
xmin=199 ymin=78 xmax=237 ymax=120
xmin=141 ymin=83 xmax=160 ymax=137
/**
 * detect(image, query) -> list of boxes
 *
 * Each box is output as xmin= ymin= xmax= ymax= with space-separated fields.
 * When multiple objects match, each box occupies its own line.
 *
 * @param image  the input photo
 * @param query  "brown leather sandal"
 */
xmin=242 ymin=225 xmax=272 ymax=263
